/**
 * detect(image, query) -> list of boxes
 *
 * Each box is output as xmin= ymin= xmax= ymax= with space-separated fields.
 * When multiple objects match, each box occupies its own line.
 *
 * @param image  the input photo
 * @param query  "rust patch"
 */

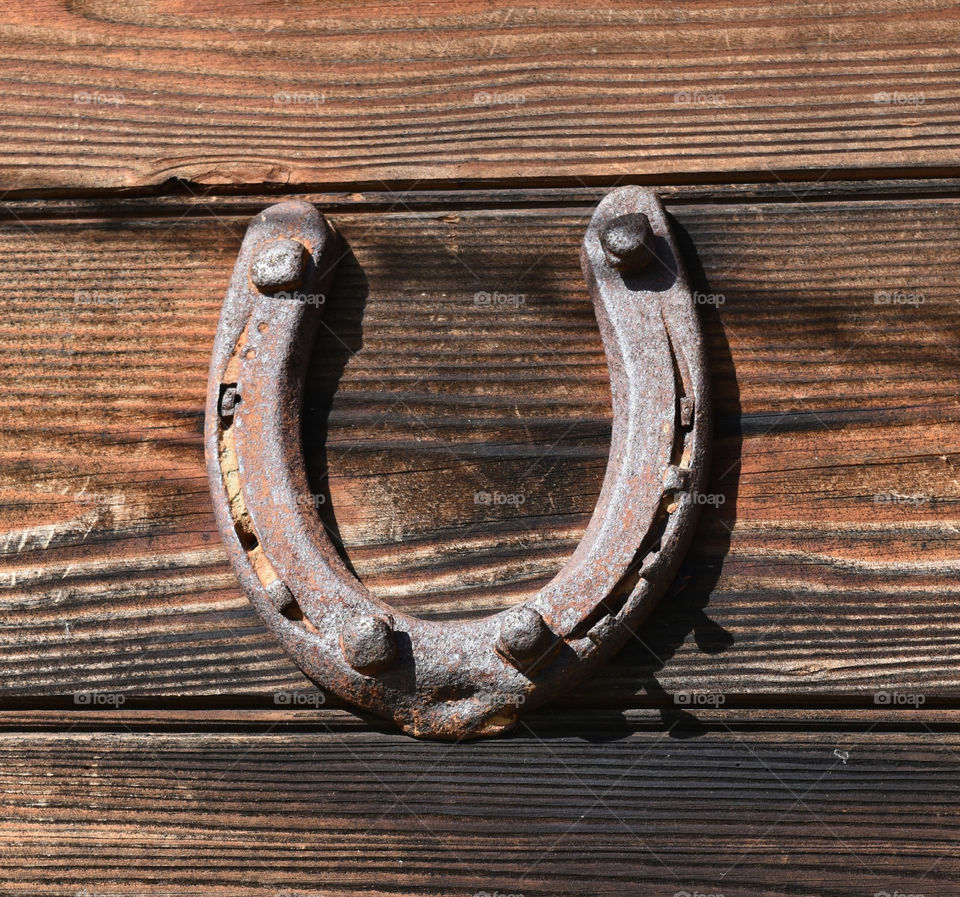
xmin=204 ymin=190 xmax=712 ymax=739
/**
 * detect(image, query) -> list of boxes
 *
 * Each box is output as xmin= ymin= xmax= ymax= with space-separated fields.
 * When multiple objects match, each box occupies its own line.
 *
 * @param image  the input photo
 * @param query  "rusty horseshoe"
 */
xmin=205 ymin=187 xmax=711 ymax=739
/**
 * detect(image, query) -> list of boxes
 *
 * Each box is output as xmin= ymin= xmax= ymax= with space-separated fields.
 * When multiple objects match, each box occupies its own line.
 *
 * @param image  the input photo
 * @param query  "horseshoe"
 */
xmin=205 ymin=187 xmax=711 ymax=739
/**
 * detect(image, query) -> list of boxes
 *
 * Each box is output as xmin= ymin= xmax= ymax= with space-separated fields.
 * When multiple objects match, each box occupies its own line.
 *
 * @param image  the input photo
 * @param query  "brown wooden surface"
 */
xmin=0 ymin=718 xmax=958 ymax=896
xmin=2 ymin=1 xmax=960 ymax=191
xmin=4 ymin=6 xmax=958 ymax=893
xmin=2 ymin=185 xmax=960 ymax=703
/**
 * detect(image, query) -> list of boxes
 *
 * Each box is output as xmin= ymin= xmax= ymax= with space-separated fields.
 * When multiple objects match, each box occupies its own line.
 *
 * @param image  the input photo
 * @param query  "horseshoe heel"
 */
xmin=205 ymin=188 xmax=711 ymax=739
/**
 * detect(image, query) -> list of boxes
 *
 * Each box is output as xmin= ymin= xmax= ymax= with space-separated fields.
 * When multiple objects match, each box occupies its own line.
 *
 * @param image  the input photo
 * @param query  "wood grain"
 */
xmin=2 ymin=189 xmax=960 ymax=702
xmin=0 ymin=726 xmax=957 ymax=895
xmin=2 ymin=1 xmax=960 ymax=191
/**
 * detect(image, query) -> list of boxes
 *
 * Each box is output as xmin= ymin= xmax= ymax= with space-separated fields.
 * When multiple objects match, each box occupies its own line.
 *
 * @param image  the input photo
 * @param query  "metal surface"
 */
xmin=205 ymin=188 xmax=712 ymax=739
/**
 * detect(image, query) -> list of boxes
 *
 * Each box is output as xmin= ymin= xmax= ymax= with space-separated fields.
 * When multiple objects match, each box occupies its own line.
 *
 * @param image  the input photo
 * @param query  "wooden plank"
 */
xmin=1 ymin=191 xmax=960 ymax=701
xmin=0 ymin=726 xmax=957 ymax=895
xmin=2 ymin=1 xmax=960 ymax=191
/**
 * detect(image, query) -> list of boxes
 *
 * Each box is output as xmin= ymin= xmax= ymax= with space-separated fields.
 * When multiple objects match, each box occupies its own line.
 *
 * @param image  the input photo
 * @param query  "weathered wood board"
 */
xmin=0 ymin=715 xmax=957 ymax=896
xmin=2 ymin=186 xmax=959 ymax=705
xmin=1 ymin=1 xmax=959 ymax=190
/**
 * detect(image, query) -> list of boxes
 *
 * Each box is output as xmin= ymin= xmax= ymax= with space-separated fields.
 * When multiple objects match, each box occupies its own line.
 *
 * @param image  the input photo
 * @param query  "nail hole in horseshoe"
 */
xmin=234 ymin=517 xmax=258 ymax=552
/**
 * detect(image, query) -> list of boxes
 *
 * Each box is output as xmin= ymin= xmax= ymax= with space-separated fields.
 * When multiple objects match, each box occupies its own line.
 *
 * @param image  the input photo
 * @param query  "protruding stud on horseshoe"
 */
xmin=204 ymin=188 xmax=711 ymax=740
